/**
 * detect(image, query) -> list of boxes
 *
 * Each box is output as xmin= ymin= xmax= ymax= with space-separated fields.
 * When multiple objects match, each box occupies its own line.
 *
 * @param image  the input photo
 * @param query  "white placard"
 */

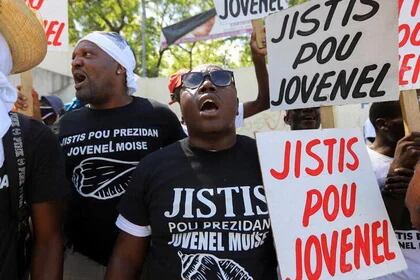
xmin=213 ymin=0 xmax=288 ymax=24
xmin=266 ymin=0 xmax=399 ymax=110
xmin=399 ymin=0 xmax=420 ymax=90
xmin=256 ymin=129 xmax=406 ymax=279
xmin=26 ymin=0 xmax=69 ymax=51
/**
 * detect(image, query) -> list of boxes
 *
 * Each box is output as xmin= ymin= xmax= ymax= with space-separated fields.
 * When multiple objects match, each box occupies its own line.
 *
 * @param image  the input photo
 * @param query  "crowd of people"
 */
xmin=1 ymin=1 xmax=419 ymax=280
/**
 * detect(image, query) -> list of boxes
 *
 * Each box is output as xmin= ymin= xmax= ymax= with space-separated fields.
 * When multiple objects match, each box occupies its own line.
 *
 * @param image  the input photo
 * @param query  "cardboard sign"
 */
xmin=160 ymin=16 xmax=253 ymax=48
xmin=256 ymin=129 xmax=406 ymax=279
xmin=25 ymin=0 xmax=69 ymax=51
xmin=213 ymin=0 xmax=288 ymax=24
xmin=266 ymin=0 xmax=399 ymax=110
xmin=399 ymin=0 xmax=420 ymax=90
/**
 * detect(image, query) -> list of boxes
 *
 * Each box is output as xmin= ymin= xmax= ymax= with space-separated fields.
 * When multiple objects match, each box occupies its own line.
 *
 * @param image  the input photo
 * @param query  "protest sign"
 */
xmin=399 ymin=0 xmax=420 ymax=90
xmin=266 ymin=0 xmax=399 ymax=110
xmin=160 ymin=15 xmax=252 ymax=48
xmin=256 ymin=129 xmax=406 ymax=279
xmin=25 ymin=0 xmax=68 ymax=51
xmin=213 ymin=0 xmax=288 ymax=24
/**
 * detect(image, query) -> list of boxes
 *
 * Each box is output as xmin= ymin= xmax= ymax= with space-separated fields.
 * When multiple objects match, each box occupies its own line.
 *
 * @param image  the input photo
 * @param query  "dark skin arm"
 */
xmin=105 ymin=231 xmax=150 ymax=280
xmin=243 ymin=31 xmax=270 ymax=118
xmin=406 ymin=164 xmax=420 ymax=230
xmin=30 ymin=201 xmax=65 ymax=280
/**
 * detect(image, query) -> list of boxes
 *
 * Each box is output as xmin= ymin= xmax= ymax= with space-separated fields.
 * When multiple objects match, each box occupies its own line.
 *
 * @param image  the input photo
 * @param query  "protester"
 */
xmin=59 ymin=31 xmax=185 ymax=279
xmin=168 ymin=31 xmax=269 ymax=133
xmin=0 ymin=1 xmax=69 ymax=279
xmin=367 ymin=101 xmax=420 ymax=279
xmin=367 ymin=101 xmax=407 ymax=189
xmin=406 ymin=164 xmax=420 ymax=230
xmin=283 ymin=107 xmax=321 ymax=130
xmin=106 ymin=64 xmax=277 ymax=279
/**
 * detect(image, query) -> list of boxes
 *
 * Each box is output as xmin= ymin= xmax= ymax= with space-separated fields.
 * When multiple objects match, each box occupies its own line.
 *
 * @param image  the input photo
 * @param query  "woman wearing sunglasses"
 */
xmin=168 ymin=31 xmax=269 ymax=135
xmin=106 ymin=63 xmax=278 ymax=280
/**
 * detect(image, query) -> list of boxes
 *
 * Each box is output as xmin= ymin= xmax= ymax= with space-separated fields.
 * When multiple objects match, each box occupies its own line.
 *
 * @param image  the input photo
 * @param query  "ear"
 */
xmin=116 ymin=65 xmax=126 ymax=75
xmin=375 ymin=118 xmax=388 ymax=131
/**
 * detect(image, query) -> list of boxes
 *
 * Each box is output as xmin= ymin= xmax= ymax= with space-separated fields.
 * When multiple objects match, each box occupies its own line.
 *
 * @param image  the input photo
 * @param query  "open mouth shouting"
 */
xmin=73 ymin=71 xmax=88 ymax=90
xmin=199 ymin=97 xmax=220 ymax=117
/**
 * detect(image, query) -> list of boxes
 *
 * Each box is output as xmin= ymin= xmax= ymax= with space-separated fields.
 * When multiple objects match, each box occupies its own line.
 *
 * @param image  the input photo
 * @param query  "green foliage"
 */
xmin=288 ymin=0 xmax=309 ymax=6
xmin=69 ymin=0 xmax=309 ymax=77
xmin=69 ymin=0 xmax=253 ymax=77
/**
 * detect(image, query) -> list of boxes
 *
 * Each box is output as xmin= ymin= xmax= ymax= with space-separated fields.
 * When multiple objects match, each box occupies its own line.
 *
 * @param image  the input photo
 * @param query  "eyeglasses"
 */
xmin=181 ymin=70 xmax=235 ymax=89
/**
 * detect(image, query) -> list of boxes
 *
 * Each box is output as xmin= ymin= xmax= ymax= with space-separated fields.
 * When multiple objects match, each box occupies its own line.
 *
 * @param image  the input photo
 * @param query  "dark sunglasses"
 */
xmin=182 ymin=70 xmax=235 ymax=89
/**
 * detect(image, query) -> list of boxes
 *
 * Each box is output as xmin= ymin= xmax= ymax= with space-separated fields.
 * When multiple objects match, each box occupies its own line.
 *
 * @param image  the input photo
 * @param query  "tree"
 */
xmin=69 ymin=0 xmax=251 ymax=76
xmin=68 ymin=0 xmax=307 ymax=77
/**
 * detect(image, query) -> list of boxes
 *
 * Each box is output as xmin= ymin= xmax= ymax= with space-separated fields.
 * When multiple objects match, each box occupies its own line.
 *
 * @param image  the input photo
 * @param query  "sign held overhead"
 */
xmin=213 ymin=0 xmax=288 ymax=24
xmin=266 ymin=0 xmax=399 ymax=110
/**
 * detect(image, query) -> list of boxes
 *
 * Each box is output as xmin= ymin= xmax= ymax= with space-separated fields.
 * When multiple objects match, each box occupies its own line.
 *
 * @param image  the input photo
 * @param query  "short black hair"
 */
xmin=369 ymin=101 xmax=402 ymax=130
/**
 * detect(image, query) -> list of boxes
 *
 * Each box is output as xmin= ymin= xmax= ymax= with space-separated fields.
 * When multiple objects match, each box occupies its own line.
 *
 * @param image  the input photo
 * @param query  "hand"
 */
xmin=13 ymin=86 xmax=42 ymax=121
xmin=250 ymin=31 xmax=267 ymax=58
xmin=390 ymin=132 xmax=420 ymax=170
xmin=383 ymin=167 xmax=414 ymax=194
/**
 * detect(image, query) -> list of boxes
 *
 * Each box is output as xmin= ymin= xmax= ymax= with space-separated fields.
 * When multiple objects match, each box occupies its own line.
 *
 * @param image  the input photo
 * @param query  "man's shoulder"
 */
xmin=59 ymin=107 xmax=88 ymax=122
xmin=142 ymin=139 xmax=183 ymax=163
xmin=133 ymin=97 xmax=176 ymax=116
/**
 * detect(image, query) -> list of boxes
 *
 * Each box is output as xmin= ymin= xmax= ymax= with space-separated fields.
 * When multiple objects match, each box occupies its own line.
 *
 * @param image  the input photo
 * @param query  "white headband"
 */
xmin=78 ymin=32 xmax=138 ymax=95
xmin=0 ymin=33 xmax=18 ymax=168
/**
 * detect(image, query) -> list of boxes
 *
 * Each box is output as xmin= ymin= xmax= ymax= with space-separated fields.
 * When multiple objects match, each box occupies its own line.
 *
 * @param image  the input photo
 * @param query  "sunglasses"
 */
xmin=181 ymin=70 xmax=235 ymax=89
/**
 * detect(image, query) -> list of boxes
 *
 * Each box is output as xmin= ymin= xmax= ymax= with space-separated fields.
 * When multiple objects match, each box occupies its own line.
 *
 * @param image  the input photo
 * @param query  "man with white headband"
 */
xmin=0 ymin=1 xmax=69 ymax=279
xmin=59 ymin=31 xmax=184 ymax=279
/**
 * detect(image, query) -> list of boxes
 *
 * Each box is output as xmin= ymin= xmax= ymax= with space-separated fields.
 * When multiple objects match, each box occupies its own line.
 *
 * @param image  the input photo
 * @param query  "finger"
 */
xmin=386 ymin=177 xmax=412 ymax=186
xmin=392 ymin=168 xmax=415 ymax=176
xmin=384 ymin=183 xmax=409 ymax=191
xmin=387 ymin=188 xmax=408 ymax=194
xmin=32 ymin=89 xmax=39 ymax=99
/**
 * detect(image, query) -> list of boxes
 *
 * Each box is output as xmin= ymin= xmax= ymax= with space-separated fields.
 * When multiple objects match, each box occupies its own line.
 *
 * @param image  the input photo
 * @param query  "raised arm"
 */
xmin=243 ymin=31 xmax=270 ymax=118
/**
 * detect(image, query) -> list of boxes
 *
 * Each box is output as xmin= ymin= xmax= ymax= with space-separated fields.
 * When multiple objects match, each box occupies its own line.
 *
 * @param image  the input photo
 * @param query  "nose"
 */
xmin=197 ymin=78 xmax=216 ymax=94
xmin=71 ymin=56 xmax=83 ymax=69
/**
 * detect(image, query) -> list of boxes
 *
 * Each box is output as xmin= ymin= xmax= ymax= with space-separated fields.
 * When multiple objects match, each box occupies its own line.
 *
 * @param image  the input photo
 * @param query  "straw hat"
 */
xmin=0 ymin=0 xmax=47 ymax=74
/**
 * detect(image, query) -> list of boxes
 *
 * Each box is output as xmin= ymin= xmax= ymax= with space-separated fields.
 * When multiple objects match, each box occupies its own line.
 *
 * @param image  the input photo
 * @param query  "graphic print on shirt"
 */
xmin=178 ymin=251 xmax=253 ymax=280
xmin=0 ymin=175 xmax=9 ymax=190
xmin=72 ymin=157 xmax=138 ymax=200
xmin=61 ymin=127 xmax=163 ymax=200
xmin=165 ymin=185 xmax=271 ymax=277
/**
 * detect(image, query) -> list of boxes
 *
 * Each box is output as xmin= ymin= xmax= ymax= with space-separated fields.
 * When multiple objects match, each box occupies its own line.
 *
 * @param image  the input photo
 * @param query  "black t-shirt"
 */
xmin=118 ymin=135 xmax=278 ymax=280
xmin=59 ymin=96 xmax=185 ymax=265
xmin=0 ymin=115 xmax=69 ymax=279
